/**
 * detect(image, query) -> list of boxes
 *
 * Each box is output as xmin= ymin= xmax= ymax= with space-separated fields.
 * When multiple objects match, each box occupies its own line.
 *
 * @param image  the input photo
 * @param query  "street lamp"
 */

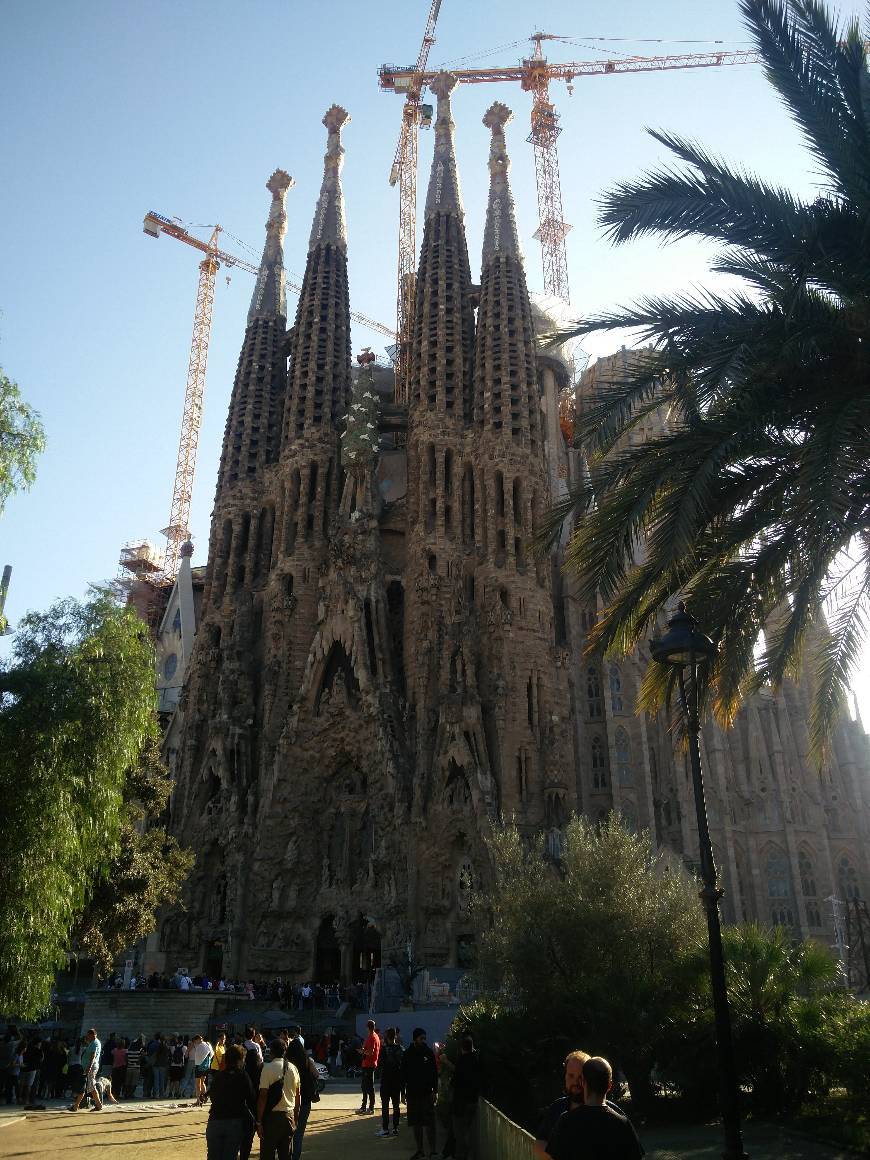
xmin=649 ymin=601 xmax=748 ymax=1160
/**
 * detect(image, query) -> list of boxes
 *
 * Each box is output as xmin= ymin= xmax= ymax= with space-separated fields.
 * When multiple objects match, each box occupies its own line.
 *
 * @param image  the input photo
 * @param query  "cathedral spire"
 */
xmin=425 ymin=72 xmax=464 ymax=219
xmin=473 ymin=102 xmax=540 ymax=449
xmin=410 ymin=72 xmax=474 ymax=419
xmin=247 ymin=168 xmax=294 ymax=325
xmin=284 ymin=106 xmax=352 ymax=444
xmin=481 ymin=102 xmax=522 ymax=265
xmin=215 ymin=170 xmax=294 ymax=496
xmin=309 ymin=104 xmax=350 ymax=253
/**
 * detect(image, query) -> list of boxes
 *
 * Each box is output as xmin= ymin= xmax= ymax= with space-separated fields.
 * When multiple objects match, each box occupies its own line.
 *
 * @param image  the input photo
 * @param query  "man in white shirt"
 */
xmin=179 ymin=973 xmax=192 ymax=992
xmin=257 ymin=1039 xmax=300 ymax=1160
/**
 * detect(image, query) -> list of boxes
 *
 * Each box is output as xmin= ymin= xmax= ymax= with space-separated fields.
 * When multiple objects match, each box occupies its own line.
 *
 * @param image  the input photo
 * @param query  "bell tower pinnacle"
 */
xmin=215 ymin=168 xmax=294 ymax=499
xmin=284 ymin=106 xmax=352 ymax=447
xmin=474 ymin=102 xmax=540 ymax=452
xmin=410 ymin=73 xmax=475 ymax=423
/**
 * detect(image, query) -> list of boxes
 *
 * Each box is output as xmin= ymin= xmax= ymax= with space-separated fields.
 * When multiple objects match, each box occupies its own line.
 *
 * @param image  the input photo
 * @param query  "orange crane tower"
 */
xmin=380 ymin=39 xmax=761 ymax=336
xmin=140 ymin=211 xmax=395 ymax=584
xmin=385 ymin=0 xmax=444 ymax=404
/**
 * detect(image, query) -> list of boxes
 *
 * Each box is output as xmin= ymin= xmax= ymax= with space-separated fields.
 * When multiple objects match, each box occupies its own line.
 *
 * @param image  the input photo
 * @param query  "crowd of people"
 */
xmin=97 ymin=972 xmax=369 ymax=1010
xmin=348 ymin=1021 xmax=643 ymax=1160
xmin=2 ymin=1018 xmax=645 ymax=1158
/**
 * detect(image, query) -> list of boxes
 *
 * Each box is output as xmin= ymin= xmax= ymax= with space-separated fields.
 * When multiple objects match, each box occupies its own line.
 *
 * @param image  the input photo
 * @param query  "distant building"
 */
xmin=155 ymin=78 xmax=870 ymax=986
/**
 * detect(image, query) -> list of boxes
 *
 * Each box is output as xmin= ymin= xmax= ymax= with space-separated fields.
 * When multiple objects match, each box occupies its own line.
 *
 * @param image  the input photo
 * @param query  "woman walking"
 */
xmin=206 ymin=1044 xmax=255 ymax=1160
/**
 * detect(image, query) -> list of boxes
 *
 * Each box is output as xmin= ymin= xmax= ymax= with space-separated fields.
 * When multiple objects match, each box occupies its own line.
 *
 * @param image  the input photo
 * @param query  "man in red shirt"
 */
xmin=356 ymin=1019 xmax=381 ymax=1115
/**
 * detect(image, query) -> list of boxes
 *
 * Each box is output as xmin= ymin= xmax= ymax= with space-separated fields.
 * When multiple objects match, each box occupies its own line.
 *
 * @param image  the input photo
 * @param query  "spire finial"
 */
xmin=483 ymin=101 xmax=512 ymax=134
xmin=481 ymin=101 xmax=522 ymax=266
xmin=247 ymin=167 xmax=293 ymax=324
xmin=309 ymin=105 xmax=350 ymax=252
xmin=425 ymin=72 xmax=464 ymax=218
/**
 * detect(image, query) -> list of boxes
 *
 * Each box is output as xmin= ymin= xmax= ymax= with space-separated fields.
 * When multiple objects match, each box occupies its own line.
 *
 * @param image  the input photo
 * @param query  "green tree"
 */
xmin=70 ymin=736 xmax=193 ymax=972
xmin=723 ymin=922 xmax=838 ymax=1111
xmin=0 ymin=590 xmax=157 ymax=1016
xmin=0 ymin=366 xmax=45 ymax=518
xmin=547 ymin=0 xmax=870 ymax=754
xmin=472 ymin=815 xmax=707 ymax=1112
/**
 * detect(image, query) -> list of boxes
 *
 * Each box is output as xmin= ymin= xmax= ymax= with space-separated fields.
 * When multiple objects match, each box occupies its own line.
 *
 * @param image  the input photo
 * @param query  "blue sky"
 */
xmin=2 ymin=0 xmax=867 ymax=719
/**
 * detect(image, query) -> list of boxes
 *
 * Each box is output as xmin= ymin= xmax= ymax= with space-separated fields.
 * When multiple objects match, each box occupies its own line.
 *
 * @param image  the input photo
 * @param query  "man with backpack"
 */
xmin=256 ymin=1038 xmax=300 ymax=1160
xmin=375 ymin=1027 xmax=403 ymax=1138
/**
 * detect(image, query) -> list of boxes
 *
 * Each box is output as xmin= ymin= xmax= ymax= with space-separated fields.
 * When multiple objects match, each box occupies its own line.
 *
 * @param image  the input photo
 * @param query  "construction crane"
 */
xmin=380 ymin=37 xmax=761 ymax=330
xmin=384 ymin=0 xmax=444 ymax=404
xmin=140 ymin=211 xmax=395 ymax=583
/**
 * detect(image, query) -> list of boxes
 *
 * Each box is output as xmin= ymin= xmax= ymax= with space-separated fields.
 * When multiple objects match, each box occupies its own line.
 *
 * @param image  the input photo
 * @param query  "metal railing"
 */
xmin=475 ymin=1099 xmax=537 ymax=1160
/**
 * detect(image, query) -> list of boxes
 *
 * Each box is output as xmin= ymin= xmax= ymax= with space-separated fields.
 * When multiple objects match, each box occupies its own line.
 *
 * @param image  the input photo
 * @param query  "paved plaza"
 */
xmin=0 ymin=1085 xmax=858 ymax=1160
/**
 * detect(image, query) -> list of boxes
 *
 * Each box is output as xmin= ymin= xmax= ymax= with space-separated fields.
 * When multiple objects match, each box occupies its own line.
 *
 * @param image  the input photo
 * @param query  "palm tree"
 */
xmin=547 ymin=0 xmax=870 ymax=756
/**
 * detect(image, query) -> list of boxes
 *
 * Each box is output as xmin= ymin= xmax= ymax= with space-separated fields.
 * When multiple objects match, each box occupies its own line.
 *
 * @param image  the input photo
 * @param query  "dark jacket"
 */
xmin=402 ymin=1043 xmax=438 ymax=1096
xmin=451 ymin=1049 xmax=484 ymax=1110
xmin=208 ymin=1069 xmax=255 ymax=1122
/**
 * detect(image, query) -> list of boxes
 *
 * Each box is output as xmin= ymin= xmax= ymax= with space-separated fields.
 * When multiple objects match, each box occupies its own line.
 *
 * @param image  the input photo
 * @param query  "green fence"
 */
xmin=475 ymin=1099 xmax=538 ymax=1160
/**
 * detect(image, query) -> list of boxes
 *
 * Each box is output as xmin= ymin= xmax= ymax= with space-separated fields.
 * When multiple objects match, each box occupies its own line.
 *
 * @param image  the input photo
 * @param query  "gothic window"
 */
xmin=172 ymin=608 xmax=182 ymax=634
xmin=615 ymin=727 xmax=632 ymax=786
xmin=586 ymin=666 xmax=602 ymax=719
xmin=766 ymin=848 xmax=795 ymax=926
xmin=734 ymin=850 xmax=752 ymax=922
xmin=609 ymin=666 xmax=623 ymax=713
xmin=798 ymin=851 xmax=817 ymax=899
xmin=620 ymin=801 xmax=638 ymax=832
xmin=838 ymin=856 xmax=860 ymax=901
xmin=445 ymin=759 xmax=472 ymax=807
xmin=591 ymin=736 xmax=607 ymax=790
xmin=766 ymin=849 xmax=790 ymax=898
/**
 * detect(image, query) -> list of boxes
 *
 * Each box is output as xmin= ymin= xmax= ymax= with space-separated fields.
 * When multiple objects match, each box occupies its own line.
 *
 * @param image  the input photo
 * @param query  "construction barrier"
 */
xmin=475 ymin=1098 xmax=537 ymax=1160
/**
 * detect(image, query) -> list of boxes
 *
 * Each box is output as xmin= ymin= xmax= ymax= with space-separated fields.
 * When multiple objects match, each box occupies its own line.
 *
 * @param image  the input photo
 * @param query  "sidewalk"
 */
xmin=643 ymin=1120 xmax=859 ymax=1159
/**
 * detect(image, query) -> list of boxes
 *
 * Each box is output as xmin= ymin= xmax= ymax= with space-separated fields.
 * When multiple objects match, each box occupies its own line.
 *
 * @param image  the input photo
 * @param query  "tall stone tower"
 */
xmin=159 ymin=82 xmax=870 ymax=988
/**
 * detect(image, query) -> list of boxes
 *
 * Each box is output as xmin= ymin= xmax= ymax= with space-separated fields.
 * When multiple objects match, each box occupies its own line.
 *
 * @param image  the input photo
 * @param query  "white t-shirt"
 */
xmin=190 ymin=1040 xmax=213 ymax=1066
xmin=259 ymin=1059 xmax=300 ymax=1119
xmin=179 ymin=975 xmax=192 ymax=991
xmin=243 ymin=1039 xmax=263 ymax=1064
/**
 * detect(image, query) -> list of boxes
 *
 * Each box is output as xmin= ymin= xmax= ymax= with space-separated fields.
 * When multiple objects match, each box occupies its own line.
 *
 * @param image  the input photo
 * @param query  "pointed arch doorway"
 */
xmin=352 ymin=915 xmax=381 ymax=983
xmin=315 ymin=916 xmax=341 ymax=981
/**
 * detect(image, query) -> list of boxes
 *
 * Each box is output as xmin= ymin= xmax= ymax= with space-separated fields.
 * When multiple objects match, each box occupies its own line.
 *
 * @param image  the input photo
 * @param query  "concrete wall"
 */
xmin=80 ymin=991 xmax=221 ymax=1041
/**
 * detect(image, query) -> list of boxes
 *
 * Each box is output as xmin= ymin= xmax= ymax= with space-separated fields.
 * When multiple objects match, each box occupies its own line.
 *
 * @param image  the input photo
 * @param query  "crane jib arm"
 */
xmin=378 ymin=48 xmax=761 ymax=89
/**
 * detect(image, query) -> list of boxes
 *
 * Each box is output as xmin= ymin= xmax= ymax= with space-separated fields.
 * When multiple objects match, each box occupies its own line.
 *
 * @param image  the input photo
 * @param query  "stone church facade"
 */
xmin=159 ymin=75 xmax=870 ymax=985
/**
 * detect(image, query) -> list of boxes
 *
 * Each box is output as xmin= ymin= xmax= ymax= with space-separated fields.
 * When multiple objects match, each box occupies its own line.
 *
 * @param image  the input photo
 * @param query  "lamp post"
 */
xmin=649 ymin=602 xmax=748 ymax=1160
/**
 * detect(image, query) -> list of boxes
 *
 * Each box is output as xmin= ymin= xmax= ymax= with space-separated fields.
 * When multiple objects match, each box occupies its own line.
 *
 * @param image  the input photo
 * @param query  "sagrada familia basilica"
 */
xmin=155 ymin=74 xmax=870 ymax=984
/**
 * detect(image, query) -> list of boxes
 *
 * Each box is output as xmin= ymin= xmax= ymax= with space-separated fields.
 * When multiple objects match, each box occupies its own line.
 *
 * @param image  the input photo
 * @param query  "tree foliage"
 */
xmin=472 ymin=816 xmax=707 ymax=1111
xmin=71 ymin=737 xmax=193 ymax=971
xmin=0 ymin=366 xmax=45 ymax=518
xmin=0 ymin=591 xmax=157 ymax=1016
xmin=545 ymin=0 xmax=870 ymax=755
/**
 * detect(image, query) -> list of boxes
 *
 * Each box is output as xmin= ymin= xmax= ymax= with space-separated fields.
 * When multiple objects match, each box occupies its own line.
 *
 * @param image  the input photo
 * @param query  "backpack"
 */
xmin=381 ymin=1042 xmax=402 ymax=1081
xmin=300 ymin=1061 xmax=317 ymax=1105
xmin=172 ymin=1045 xmax=185 ymax=1067
xmin=264 ymin=1059 xmax=288 ymax=1115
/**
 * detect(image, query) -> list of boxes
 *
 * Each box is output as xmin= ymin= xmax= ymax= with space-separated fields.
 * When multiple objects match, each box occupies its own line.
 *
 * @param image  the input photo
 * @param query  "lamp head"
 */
xmin=649 ymin=601 xmax=717 ymax=669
